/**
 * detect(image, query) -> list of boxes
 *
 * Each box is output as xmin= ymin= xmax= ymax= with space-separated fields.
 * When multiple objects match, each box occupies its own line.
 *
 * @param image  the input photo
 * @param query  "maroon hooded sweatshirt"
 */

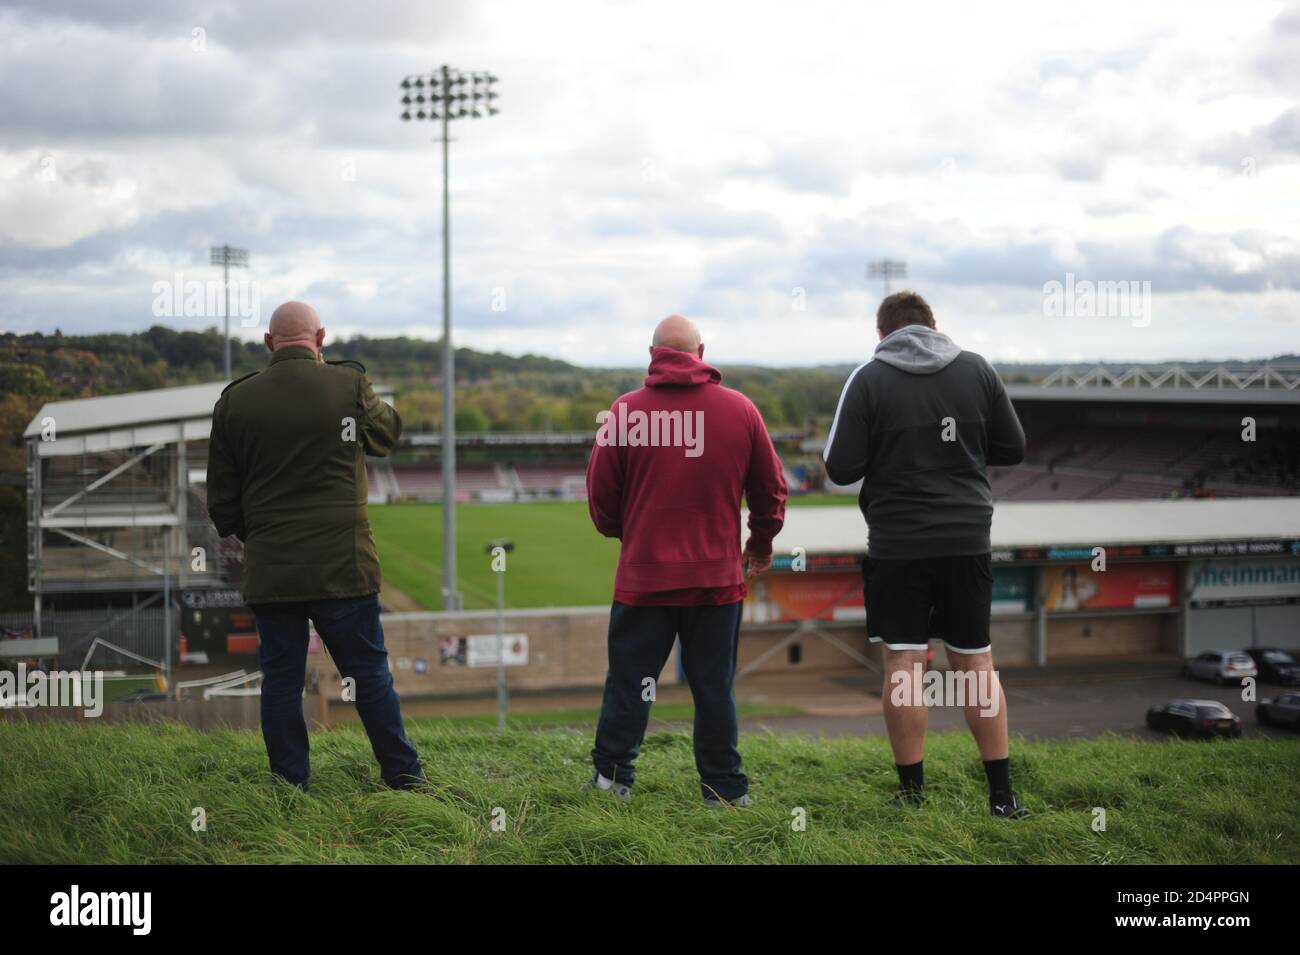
xmin=587 ymin=346 xmax=787 ymax=605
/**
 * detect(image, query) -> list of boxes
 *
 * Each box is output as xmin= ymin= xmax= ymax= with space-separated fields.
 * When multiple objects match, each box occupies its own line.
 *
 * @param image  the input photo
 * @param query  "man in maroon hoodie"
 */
xmin=585 ymin=315 xmax=787 ymax=806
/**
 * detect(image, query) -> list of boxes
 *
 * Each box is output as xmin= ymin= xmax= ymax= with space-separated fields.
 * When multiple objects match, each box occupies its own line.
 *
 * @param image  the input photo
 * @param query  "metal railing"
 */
xmin=0 ymin=607 xmax=171 ymax=669
xmin=1037 ymin=364 xmax=1300 ymax=390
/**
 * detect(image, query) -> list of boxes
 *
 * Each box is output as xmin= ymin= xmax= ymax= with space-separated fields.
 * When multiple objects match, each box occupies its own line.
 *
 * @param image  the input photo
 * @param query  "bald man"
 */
xmin=206 ymin=302 xmax=424 ymax=792
xmin=585 ymin=315 xmax=787 ymax=806
xmin=263 ymin=300 xmax=327 ymax=354
xmin=652 ymin=314 xmax=700 ymax=352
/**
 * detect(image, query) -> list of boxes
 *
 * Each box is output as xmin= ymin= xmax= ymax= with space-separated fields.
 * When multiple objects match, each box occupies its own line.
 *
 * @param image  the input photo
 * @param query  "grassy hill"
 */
xmin=2 ymin=721 xmax=1296 ymax=864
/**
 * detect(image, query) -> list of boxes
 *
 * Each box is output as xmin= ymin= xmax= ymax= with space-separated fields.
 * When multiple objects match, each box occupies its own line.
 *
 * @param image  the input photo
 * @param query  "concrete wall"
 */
xmin=735 ymin=616 xmax=1036 ymax=674
xmin=358 ymin=609 xmax=880 ymax=699
xmin=362 ymin=607 xmax=648 ymax=698
xmin=367 ymin=609 xmax=1042 ymax=698
xmin=1046 ymin=610 xmax=1178 ymax=659
xmin=935 ymin=616 xmax=1036 ymax=667
xmin=736 ymin=623 xmax=872 ymax=675
xmin=989 ymin=617 xmax=1036 ymax=666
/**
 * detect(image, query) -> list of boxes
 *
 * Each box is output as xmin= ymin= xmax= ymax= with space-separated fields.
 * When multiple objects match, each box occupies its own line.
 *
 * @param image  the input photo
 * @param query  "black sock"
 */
xmin=896 ymin=760 xmax=924 ymax=793
xmin=983 ymin=757 xmax=1012 ymax=798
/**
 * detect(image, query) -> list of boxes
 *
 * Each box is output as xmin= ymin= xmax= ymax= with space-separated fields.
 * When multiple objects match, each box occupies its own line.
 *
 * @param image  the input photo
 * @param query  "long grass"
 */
xmin=2 ymin=721 xmax=1297 ymax=864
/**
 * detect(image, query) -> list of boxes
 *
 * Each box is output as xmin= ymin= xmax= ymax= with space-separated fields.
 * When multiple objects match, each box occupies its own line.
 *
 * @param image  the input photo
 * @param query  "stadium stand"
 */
xmin=378 ymin=461 xmax=588 ymax=502
xmin=810 ymin=363 xmax=1300 ymax=501
xmin=986 ymin=419 xmax=1300 ymax=501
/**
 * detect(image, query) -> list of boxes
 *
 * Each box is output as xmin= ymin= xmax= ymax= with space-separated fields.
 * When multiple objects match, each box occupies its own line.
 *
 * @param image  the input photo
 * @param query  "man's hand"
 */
xmin=743 ymin=549 xmax=772 ymax=578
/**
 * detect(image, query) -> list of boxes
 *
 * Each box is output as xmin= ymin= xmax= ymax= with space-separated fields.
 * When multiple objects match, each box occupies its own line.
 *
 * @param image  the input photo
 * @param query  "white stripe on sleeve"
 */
xmin=822 ymin=360 xmax=870 ymax=463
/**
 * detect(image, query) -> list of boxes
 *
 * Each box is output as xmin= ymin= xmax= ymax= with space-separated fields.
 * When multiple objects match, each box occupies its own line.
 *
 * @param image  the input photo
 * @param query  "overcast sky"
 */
xmin=1 ymin=0 xmax=1298 ymax=367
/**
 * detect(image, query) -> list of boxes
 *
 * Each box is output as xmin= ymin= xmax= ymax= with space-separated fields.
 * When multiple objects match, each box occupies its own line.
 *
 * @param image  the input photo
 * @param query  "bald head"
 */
xmin=265 ymin=301 xmax=325 ymax=355
xmin=651 ymin=314 xmax=702 ymax=357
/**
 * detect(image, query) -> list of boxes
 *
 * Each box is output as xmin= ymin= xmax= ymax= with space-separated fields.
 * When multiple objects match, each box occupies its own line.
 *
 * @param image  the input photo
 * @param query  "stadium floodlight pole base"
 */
xmin=496 ymin=568 xmax=506 ymax=732
xmin=486 ymin=538 xmax=514 ymax=733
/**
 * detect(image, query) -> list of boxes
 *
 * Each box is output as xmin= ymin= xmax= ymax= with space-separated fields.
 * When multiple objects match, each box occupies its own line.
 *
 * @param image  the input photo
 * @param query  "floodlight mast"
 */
xmin=210 ymin=244 xmax=249 ymax=381
xmin=867 ymin=258 xmax=907 ymax=298
xmin=400 ymin=66 xmax=499 ymax=611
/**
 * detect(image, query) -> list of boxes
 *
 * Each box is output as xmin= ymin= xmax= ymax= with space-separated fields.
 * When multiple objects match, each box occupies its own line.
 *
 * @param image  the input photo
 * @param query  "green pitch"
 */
xmin=368 ymin=501 xmax=620 ymax=610
xmin=368 ymin=496 xmax=857 ymax=610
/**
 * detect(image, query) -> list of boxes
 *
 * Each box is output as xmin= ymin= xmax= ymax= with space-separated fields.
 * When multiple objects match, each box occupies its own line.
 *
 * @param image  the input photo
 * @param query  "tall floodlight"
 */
xmin=401 ymin=66 xmax=499 ymax=611
xmin=867 ymin=259 xmax=907 ymax=298
xmin=210 ymin=244 xmax=249 ymax=381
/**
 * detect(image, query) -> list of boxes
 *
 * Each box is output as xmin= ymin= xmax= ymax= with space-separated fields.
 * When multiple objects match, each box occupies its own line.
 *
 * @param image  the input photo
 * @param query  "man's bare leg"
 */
xmin=881 ymin=648 xmax=929 ymax=799
xmin=947 ymin=648 xmax=1026 ymax=817
xmin=946 ymin=649 xmax=1007 ymax=759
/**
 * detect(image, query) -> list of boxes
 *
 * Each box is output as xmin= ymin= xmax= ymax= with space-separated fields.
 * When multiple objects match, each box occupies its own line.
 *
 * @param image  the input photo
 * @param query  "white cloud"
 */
xmin=0 ymin=0 xmax=1297 ymax=366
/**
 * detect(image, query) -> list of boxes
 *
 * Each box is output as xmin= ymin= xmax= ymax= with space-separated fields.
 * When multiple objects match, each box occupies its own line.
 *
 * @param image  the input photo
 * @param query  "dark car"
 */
xmin=1257 ymin=692 xmax=1300 ymax=729
xmin=1243 ymin=647 xmax=1300 ymax=686
xmin=1146 ymin=699 xmax=1242 ymax=739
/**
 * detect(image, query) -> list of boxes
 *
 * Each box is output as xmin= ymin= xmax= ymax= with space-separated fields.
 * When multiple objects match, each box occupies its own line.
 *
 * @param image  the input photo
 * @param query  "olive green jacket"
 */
xmin=205 ymin=347 xmax=401 ymax=605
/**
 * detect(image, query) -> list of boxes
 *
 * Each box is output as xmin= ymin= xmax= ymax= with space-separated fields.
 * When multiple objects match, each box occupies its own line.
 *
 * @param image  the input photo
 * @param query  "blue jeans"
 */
xmin=251 ymin=593 xmax=423 ymax=789
xmin=591 ymin=600 xmax=748 ymax=800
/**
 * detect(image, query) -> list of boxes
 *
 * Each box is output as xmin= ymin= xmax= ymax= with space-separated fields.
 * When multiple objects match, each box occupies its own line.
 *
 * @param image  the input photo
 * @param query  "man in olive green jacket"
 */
xmin=206 ymin=301 xmax=423 ymax=790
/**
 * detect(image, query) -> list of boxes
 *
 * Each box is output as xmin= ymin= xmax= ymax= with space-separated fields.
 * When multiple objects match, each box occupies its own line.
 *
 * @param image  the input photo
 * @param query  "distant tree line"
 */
xmin=0 ymin=327 xmax=856 ymax=437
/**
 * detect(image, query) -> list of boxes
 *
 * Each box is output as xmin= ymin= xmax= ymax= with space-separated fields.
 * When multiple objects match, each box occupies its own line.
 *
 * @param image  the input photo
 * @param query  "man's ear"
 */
xmin=877 ymin=327 xmax=885 ymax=341
xmin=316 ymin=327 xmax=327 ymax=350
xmin=264 ymin=332 xmax=275 ymax=352
xmin=698 ymin=344 xmax=705 ymax=359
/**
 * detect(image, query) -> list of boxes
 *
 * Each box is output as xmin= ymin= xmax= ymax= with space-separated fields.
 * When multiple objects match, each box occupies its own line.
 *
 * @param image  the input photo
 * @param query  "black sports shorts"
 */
xmin=863 ymin=552 xmax=993 ymax=655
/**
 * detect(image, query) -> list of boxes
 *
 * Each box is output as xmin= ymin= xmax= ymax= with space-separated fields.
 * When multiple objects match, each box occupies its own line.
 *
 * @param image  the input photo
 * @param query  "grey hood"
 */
xmin=873 ymin=325 xmax=961 ymax=374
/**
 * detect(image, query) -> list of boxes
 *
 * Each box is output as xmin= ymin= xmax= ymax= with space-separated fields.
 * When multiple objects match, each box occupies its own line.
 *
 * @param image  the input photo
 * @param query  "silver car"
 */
xmin=1182 ymin=650 xmax=1258 ymax=685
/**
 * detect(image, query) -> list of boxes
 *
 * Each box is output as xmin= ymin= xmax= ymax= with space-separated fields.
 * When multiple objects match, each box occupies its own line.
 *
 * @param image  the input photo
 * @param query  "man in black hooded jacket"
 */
xmin=823 ymin=290 xmax=1029 ymax=818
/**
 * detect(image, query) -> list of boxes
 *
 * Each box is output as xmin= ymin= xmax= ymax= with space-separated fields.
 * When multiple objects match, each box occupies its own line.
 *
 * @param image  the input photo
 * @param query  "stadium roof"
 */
xmin=1006 ymin=385 xmax=1300 ymax=405
xmin=758 ymin=498 xmax=1300 ymax=556
xmin=24 ymin=382 xmax=225 ymax=456
xmin=24 ymin=382 xmax=225 ymax=439
xmin=1006 ymin=363 xmax=1300 ymax=404
xmin=22 ymin=380 xmax=397 ymax=457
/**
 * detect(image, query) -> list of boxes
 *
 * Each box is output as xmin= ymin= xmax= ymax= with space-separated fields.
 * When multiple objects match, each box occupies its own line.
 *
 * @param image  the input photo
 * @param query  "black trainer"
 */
xmin=990 ymin=792 xmax=1029 ymax=819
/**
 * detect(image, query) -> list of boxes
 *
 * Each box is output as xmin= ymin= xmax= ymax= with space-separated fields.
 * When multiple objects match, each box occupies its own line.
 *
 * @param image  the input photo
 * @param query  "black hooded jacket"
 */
xmin=822 ymin=325 xmax=1026 ymax=559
